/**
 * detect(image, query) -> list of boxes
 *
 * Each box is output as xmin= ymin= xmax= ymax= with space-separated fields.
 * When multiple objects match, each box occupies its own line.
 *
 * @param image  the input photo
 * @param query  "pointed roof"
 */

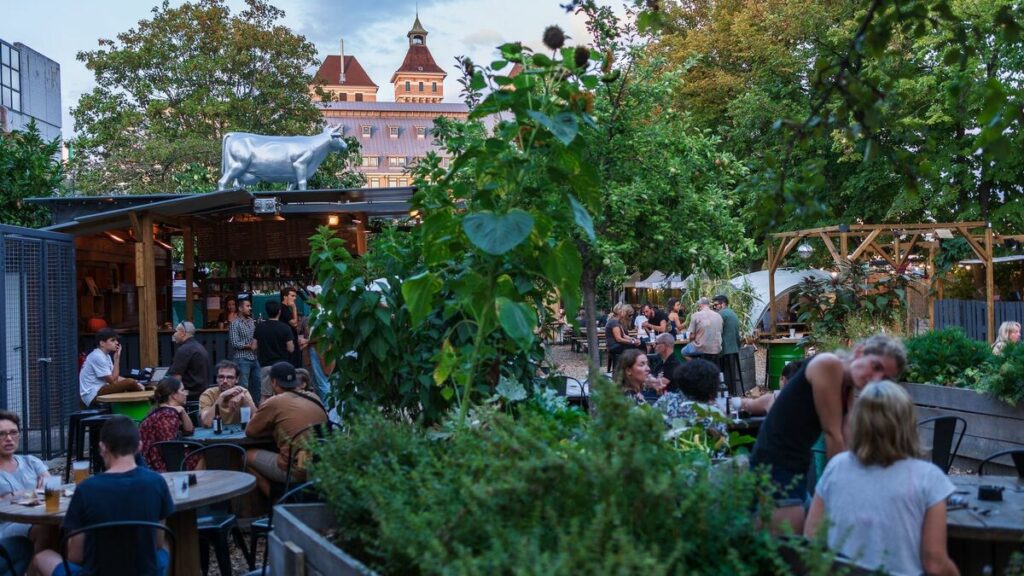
xmin=408 ymin=14 xmax=428 ymax=39
xmin=314 ymin=55 xmax=378 ymax=88
xmin=390 ymin=45 xmax=446 ymax=81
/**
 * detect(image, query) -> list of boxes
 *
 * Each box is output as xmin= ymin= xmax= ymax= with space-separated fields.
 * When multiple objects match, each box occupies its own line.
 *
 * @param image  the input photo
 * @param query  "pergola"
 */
xmin=766 ymin=222 xmax=1024 ymax=343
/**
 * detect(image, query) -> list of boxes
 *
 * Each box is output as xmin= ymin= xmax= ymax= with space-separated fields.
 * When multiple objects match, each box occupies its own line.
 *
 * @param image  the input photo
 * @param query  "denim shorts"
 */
xmin=53 ymin=547 xmax=169 ymax=576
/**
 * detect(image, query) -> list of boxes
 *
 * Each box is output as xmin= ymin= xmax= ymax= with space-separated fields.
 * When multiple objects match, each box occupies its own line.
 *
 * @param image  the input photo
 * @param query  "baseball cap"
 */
xmin=270 ymin=362 xmax=297 ymax=388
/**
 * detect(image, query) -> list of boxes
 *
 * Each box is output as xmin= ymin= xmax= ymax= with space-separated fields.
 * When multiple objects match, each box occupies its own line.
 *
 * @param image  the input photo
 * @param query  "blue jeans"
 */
xmin=236 ymin=357 xmax=261 ymax=402
xmin=53 ymin=547 xmax=169 ymax=576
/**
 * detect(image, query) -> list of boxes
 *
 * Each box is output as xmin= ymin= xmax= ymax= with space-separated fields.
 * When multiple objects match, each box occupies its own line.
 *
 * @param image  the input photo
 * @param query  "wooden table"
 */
xmin=0 ymin=470 xmax=255 ymax=576
xmin=947 ymin=475 xmax=1024 ymax=575
xmin=189 ymin=424 xmax=268 ymax=446
xmin=95 ymin=390 xmax=155 ymax=422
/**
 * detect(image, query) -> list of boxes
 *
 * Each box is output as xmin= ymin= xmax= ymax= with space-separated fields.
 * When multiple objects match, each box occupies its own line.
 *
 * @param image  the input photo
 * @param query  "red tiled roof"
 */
xmin=314 ymin=55 xmax=378 ymax=88
xmin=390 ymin=45 xmax=446 ymax=82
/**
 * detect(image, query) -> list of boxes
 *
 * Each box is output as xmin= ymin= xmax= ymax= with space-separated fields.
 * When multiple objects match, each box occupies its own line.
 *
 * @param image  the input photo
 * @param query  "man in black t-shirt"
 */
xmin=278 ymin=287 xmax=302 ymax=368
xmin=643 ymin=304 xmax=670 ymax=336
xmin=253 ymin=300 xmax=294 ymax=404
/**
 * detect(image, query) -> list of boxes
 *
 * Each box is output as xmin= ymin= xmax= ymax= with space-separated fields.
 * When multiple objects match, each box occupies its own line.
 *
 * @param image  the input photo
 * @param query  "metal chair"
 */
xmin=64 ymin=409 xmax=108 ymax=483
xmin=250 ymin=482 xmax=319 ymax=576
xmin=180 ymin=443 xmax=251 ymax=574
xmin=61 ymin=520 xmax=175 ymax=576
xmin=977 ymin=449 xmax=1024 ymax=477
xmin=281 ymin=421 xmax=337 ymax=495
xmin=0 ymin=536 xmax=30 ymax=576
xmin=918 ymin=416 xmax=967 ymax=474
xmin=151 ymin=440 xmax=202 ymax=473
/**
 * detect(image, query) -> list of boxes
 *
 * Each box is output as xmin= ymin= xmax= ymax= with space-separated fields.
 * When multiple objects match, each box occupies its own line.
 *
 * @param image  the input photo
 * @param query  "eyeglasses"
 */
xmin=216 ymin=375 xmax=237 ymax=380
xmin=0 ymin=431 xmax=20 ymax=439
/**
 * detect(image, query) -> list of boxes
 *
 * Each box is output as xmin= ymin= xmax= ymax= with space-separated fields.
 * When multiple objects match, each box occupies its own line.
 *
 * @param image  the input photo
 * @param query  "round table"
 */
xmin=0 ymin=470 xmax=255 ymax=576
xmin=94 ymin=390 xmax=155 ymax=422
xmin=947 ymin=475 xmax=1024 ymax=574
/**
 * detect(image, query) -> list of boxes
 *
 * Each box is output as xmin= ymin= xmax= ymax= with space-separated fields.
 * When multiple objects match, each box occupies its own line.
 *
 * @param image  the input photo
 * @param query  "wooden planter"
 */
xmin=903 ymin=382 xmax=1024 ymax=471
xmin=270 ymin=503 xmax=377 ymax=576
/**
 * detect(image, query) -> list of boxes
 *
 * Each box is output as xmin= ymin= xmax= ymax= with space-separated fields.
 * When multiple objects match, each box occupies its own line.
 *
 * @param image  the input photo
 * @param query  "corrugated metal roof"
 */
xmin=326 ymin=117 xmax=449 ymax=170
xmin=316 ymin=101 xmax=468 ymax=113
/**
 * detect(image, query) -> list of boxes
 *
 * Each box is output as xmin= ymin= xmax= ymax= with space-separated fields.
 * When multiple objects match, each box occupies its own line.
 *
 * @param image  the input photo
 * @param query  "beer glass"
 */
xmin=72 ymin=461 xmax=90 ymax=485
xmin=44 ymin=477 xmax=61 ymax=513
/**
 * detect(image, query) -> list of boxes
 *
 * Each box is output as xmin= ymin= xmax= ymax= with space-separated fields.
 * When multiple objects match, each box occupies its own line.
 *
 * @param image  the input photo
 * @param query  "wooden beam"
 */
xmin=354 ymin=215 xmax=367 ymax=255
xmin=849 ymin=229 xmax=882 ymax=261
xmin=840 ymin=230 xmax=849 ymax=260
xmin=818 ymin=232 xmax=841 ymax=265
xmin=183 ymin=221 xmax=194 ymax=323
xmin=895 ymin=233 xmax=921 ymax=271
xmin=128 ymin=212 xmax=143 ymax=240
xmin=776 ymin=236 xmax=802 ymax=267
xmin=767 ymin=242 xmax=777 ymax=337
xmin=868 ymin=240 xmax=897 ymax=268
xmin=955 ymin=226 xmax=988 ymax=261
xmin=135 ymin=213 xmax=158 ymax=368
xmin=928 ymin=245 xmax=936 ymax=330
xmin=985 ymin=226 xmax=995 ymax=343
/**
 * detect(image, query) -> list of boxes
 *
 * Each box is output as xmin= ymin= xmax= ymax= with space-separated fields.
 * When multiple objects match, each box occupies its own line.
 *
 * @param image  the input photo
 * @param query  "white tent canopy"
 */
xmin=730 ymin=268 xmax=832 ymax=332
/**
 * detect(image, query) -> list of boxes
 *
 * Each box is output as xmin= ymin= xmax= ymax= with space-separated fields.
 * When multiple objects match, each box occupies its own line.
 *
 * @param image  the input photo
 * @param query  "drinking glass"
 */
xmin=44 ymin=477 xmax=61 ymax=513
xmin=72 ymin=461 xmax=90 ymax=485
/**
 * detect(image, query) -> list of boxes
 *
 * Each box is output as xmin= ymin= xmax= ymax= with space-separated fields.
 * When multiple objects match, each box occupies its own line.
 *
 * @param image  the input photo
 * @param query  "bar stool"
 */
xmin=65 ymin=408 xmax=108 ymax=483
xmin=82 ymin=415 xmax=115 ymax=475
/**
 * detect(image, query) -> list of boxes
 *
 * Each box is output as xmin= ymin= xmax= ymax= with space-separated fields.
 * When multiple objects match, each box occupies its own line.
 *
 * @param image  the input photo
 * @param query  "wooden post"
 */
xmin=767 ymin=241 xmax=777 ymax=336
xmin=928 ymin=245 xmax=936 ymax=330
xmin=840 ymin=230 xmax=849 ymax=261
xmin=985 ymin=225 xmax=995 ymax=343
xmin=135 ymin=213 xmax=158 ymax=368
xmin=354 ymin=216 xmax=367 ymax=255
xmin=183 ymin=222 xmax=194 ymax=323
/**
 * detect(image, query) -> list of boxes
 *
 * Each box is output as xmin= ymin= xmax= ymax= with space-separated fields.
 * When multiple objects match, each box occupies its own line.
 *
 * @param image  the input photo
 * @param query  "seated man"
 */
xmin=199 ymin=360 xmax=257 ymax=427
xmin=245 ymin=362 xmax=327 ymax=497
xmin=651 ymin=333 xmax=682 ymax=391
xmin=79 ymin=328 xmax=141 ymax=408
xmin=29 ymin=416 xmax=174 ymax=576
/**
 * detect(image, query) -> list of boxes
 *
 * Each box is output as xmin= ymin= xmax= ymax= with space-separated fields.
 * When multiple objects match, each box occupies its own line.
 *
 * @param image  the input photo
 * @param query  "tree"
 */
xmin=0 ymin=121 xmax=62 ymax=228
xmin=69 ymin=0 xmax=334 ymax=194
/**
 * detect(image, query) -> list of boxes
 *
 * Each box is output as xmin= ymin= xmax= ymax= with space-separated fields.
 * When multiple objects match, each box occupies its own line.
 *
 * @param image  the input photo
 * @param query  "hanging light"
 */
xmin=797 ymin=243 xmax=814 ymax=259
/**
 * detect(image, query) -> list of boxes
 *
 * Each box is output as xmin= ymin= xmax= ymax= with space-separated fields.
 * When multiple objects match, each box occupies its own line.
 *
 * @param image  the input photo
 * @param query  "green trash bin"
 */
xmin=766 ymin=341 xmax=805 ymax=390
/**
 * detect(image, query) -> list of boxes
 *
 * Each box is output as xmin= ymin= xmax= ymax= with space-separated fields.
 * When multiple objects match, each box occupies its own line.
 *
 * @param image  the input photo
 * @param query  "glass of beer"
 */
xmin=72 ymin=461 xmax=90 ymax=485
xmin=44 ymin=477 xmax=61 ymax=513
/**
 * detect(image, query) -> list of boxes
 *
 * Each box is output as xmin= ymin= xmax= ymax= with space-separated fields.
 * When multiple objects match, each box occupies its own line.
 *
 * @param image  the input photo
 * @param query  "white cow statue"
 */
xmin=218 ymin=126 xmax=347 ymax=191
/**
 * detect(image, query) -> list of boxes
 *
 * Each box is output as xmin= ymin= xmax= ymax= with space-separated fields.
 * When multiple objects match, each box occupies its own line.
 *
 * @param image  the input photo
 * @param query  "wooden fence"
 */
xmin=934 ymin=299 xmax=1024 ymax=341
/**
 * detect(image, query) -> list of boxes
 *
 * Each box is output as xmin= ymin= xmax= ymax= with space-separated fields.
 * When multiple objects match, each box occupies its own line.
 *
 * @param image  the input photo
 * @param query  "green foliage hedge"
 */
xmin=310 ymin=382 xmax=829 ymax=575
xmin=905 ymin=328 xmax=1024 ymax=405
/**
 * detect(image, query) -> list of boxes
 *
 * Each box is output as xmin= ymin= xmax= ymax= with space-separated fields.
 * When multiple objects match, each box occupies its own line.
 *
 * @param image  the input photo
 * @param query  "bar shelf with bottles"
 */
xmin=202 ymin=258 xmax=313 ymax=327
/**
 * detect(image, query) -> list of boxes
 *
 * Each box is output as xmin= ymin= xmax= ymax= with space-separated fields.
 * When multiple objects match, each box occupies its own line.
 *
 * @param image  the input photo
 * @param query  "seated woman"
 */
xmin=805 ymin=380 xmax=958 ymax=576
xmin=992 ymin=321 xmax=1021 ymax=356
xmin=0 ymin=410 xmax=55 ymax=560
xmin=653 ymin=359 xmax=727 ymax=452
xmin=738 ymin=359 xmax=804 ymax=416
xmin=138 ymin=377 xmax=194 ymax=472
xmin=606 ymin=304 xmax=639 ymax=363
xmin=614 ymin=349 xmax=654 ymax=405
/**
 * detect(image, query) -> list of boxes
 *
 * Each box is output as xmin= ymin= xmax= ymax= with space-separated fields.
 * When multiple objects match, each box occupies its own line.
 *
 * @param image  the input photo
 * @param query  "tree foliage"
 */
xmin=69 ymin=0 xmax=330 ymax=194
xmin=0 ymin=121 xmax=62 ymax=228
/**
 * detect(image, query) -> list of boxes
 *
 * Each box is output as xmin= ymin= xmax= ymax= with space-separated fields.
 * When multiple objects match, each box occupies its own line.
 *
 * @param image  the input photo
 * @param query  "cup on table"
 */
xmin=72 ymin=460 xmax=90 ymax=485
xmin=730 ymin=397 xmax=743 ymax=414
xmin=240 ymin=406 xmax=251 ymax=424
xmin=43 ymin=477 xmax=61 ymax=513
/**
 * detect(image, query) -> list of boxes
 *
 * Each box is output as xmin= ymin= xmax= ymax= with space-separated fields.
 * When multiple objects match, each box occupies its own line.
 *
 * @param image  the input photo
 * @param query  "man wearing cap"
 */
xmin=168 ymin=321 xmax=211 ymax=402
xmin=713 ymin=294 xmax=744 ymax=395
xmin=245 ymin=361 xmax=327 ymax=497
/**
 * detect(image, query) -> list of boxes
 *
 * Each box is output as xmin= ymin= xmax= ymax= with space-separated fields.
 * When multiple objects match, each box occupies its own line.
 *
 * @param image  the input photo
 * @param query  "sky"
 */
xmin=2 ymin=0 xmax=615 ymax=140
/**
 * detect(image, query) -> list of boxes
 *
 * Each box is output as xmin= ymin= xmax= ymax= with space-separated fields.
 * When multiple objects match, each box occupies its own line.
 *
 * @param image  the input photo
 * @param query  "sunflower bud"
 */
xmin=463 ymin=58 xmax=475 ymax=76
xmin=542 ymin=26 xmax=566 ymax=51
xmin=573 ymin=46 xmax=590 ymax=69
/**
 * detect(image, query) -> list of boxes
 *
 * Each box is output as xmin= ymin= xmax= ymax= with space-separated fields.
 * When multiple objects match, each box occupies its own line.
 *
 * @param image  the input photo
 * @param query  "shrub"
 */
xmin=980 ymin=342 xmax=1024 ymax=405
xmin=311 ymin=381 xmax=836 ymax=575
xmin=904 ymin=328 xmax=991 ymax=387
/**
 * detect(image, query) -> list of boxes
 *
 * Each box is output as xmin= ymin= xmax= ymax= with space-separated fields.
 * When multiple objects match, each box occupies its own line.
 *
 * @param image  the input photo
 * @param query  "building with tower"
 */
xmin=310 ymin=14 xmax=468 ymax=188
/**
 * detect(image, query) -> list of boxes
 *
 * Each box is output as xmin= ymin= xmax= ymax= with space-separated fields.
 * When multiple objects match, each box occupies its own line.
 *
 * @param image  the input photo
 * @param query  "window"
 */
xmin=388 ymin=156 xmax=406 ymax=168
xmin=355 ymin=93 xmax=363 ymax=102
xmin=362 ymin=156 xmax=379 ymax=168
xmin=339 ymin=92 xmax=347 ymax=101
xmin=0 ymin=42 xmax=20 ymax=112
xmin=369 ymin=178 xmax=381 ymax=188
xmin=415 ymin=126 xmax=426 ymax=140
xmin=418 ymin=81 xmax=424 ymax=92
xmin=388 ymin=177 xmax=400 ymax=188
xmin=432 ymin=82 xmax=437 ymax=93
xmin=405 ymin=81 xmax=411 ymax=92
xmin=361 ymin=125 xmax=371 ymax=138
xmin=388 ymin=126 xmax=399 ymax=138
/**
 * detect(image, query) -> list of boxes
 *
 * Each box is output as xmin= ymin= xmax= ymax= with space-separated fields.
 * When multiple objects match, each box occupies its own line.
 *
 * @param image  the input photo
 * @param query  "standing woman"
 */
xmin=992 ymin=321 xmax=1021 ymax=356
xmin=218 ymin=296 xmax=239 ymax=326
xmin=139 ymin=377 xmax=195 ymax=472
xmin=750 ymin=334 xmax=906 ymax=534
xmin=805 ymin=380 xmax=958 ymax=576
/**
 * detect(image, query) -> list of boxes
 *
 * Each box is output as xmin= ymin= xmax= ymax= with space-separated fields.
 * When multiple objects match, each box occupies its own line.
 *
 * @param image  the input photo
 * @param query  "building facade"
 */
xmin=311 ymin=16 xmax=466 ymax=187
xmin=0 ymin=39 xmax=61 ymax=142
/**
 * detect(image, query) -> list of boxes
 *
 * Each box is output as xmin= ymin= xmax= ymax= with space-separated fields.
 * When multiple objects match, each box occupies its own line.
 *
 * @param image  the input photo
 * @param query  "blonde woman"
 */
xmin=605 ymin=303 xmax=638 ymax=356
xmin=992 ymin=321 xmax=1021 ymax=355
xmin=805 ymin=381 xmax=958 ymax=576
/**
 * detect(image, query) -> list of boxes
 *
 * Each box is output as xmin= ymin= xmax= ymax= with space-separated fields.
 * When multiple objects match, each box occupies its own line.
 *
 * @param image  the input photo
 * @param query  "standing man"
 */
xmin=168 ymin=321 xmax=211 ymax=402
xmin=28 ymin=416 xmax=175 ymax=576
xmin=229 ymin=297 xmax=261 ymax=401
xmin=253 ymin=301 xmax=294 ymax=404
xmin=199 ymin=360 xmax=257 ymax=427
xmin=79 ymin=328 xmax=142 ymax=408
xmin=245 ymin=362 xmax=327 ymax=497
xmin=687 ymin=297 xmax=723 ymax=360
xmin=713 ymin=294 xmax=745 ymax=395
xmin=278 ymin=287 xmax=302 ymax=368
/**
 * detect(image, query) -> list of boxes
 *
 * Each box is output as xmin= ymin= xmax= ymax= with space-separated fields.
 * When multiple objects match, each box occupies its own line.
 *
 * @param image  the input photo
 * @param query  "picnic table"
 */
xmin=0 ymin=470 xmax=254 ymax=576
xmin=947 ymin=474 xmax=1024 ymax=575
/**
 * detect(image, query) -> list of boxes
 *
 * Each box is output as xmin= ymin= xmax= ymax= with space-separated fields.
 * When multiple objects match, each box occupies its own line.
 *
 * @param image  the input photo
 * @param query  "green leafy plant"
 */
xmin=979 ymin=342 xmax=1024 ymax=405
xmin=0 ymin=120 xmax=62 ymax=228
xmin=904 ymin=328 xmax=992 ymax=387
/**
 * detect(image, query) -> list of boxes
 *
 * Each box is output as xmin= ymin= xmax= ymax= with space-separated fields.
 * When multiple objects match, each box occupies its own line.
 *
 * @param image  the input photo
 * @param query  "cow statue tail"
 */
xmin=218 ymin=132 xmax=232 ymax=190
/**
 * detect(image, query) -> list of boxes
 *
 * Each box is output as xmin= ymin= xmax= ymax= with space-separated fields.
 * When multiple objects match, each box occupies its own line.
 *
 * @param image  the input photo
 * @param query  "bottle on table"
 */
xmin=213 ymin=405 xmax=223 ymax=435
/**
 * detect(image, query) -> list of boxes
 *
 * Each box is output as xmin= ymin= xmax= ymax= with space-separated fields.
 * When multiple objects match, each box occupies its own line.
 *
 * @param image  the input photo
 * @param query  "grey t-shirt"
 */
xmin=0 ymin=454 xmax=48 ymax=497
xmin=816 ymin=452 xmax=954 ymax=576
xmin=80 ymin=348 xmax=113 ymax=406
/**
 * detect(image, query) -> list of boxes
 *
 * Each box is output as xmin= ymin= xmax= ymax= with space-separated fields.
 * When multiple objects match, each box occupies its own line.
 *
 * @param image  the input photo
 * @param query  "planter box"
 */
xmin=270 ymin=503 xmax=377 ymax=576
xmin=903 ymin=382 xmax=1024 ymax=471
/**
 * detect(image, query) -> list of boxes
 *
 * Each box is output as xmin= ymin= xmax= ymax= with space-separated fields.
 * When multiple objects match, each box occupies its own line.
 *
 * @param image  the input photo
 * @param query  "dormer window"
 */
xmin=362 ymin=156 xmax=379 ymax=168
xmin=415 ymin=126 xmax=426 ymax=140
xmin=388 ymin=126 xmax=399 ymax=139
xmin=360 ymin=125 xmax=371 ymax=138
xmin=388 ymin=156 xmax=406 ymax=167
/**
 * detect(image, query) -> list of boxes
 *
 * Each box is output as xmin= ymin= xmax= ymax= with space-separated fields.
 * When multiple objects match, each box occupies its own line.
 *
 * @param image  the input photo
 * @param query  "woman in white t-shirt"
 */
xmin=804 ymin=380 xmax=959 ymax=576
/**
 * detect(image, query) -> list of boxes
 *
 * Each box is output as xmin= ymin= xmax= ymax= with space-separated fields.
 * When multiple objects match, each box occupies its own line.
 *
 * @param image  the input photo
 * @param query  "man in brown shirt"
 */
xmin=244 ymin=361 xmax=327 ymax=496
xmin=198 ymin=360 xmax=257 ymax=427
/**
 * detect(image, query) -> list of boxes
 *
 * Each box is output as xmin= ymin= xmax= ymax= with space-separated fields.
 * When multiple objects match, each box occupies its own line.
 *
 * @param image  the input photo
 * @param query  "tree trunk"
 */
xmin=582 ymin=262 xmax=601 ymax=372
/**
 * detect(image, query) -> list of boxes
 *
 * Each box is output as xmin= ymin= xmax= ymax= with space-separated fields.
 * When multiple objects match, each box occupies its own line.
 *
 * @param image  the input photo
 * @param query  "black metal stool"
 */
xmin=81 ymin=415 xmax=115 ymax=475
xmin=65 ymin=408 xmax=108 ymax=483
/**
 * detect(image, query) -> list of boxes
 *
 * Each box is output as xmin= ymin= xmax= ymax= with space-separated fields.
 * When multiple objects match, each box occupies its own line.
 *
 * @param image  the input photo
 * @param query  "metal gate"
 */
xmin=0 ymin=225 xmax=77 ymax=460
